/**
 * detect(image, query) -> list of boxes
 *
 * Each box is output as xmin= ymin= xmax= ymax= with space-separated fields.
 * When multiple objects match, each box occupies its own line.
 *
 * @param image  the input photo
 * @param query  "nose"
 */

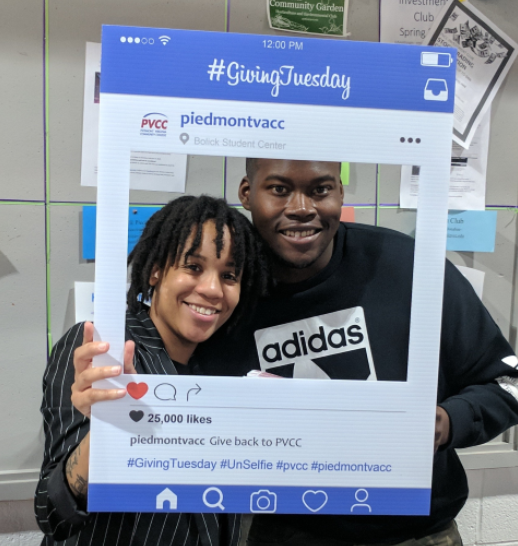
xmin=196 ymin=270 xmax=224 ymax=301
xmin=285 ymin=191 xmax=316 ymax=221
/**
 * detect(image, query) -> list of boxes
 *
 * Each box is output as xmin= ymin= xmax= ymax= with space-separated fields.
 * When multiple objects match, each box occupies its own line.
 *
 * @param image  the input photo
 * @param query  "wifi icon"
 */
xmin=159 ymin=35 xmax=171 ymax=46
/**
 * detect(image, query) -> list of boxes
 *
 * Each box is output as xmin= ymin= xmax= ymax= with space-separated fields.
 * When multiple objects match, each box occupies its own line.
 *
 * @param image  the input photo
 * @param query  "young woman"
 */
xmin=35 ymin=195 xmax=266 ymax=546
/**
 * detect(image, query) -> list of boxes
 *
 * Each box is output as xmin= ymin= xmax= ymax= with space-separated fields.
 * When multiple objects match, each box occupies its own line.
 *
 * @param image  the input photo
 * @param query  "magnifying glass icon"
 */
xmin=202 ymin=487 xmax=225 ymax=511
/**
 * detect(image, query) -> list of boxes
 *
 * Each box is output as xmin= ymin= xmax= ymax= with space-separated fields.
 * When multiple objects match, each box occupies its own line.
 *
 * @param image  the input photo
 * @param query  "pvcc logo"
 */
xmin=140 ymin=112 xmax=168 ymax=137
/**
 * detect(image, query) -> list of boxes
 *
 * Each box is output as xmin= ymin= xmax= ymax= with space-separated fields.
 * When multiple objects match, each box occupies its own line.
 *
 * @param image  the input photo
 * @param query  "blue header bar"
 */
xmin=101 ymin=26 xmax=456 ymax=114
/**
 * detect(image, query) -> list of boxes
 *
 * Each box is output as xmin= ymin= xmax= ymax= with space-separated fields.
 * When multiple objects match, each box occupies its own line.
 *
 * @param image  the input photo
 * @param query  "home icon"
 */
xmin=156 ymin=488 xmax=178 ymax=510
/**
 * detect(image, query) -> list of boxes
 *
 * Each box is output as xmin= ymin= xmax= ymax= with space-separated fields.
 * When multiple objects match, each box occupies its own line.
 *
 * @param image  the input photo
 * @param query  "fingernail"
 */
xmin=110 ymin=366 xmax=121 ymax=374
xmin=99 ymin=342 xmax=108 ymax=350
xmin=116 ymin=389 xmax=126 ymax=397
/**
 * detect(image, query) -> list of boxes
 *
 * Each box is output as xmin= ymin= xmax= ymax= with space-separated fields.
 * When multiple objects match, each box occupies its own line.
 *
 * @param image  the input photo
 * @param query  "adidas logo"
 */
xmin=261 ymin=324 xmax=364 ymax=363
xmin=501 ymin=355 xmax=518 ymax=369
xmin=254 ymin=307 xmax=376 ymax=380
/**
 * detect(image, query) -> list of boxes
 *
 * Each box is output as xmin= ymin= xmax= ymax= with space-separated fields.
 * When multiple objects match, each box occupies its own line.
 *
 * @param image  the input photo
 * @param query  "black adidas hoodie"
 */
xmin=197 ymin=223 xmax=518 ymax=543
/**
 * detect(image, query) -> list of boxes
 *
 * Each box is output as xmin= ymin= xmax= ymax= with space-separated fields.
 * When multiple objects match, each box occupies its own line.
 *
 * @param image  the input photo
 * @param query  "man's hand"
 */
xmin=435 ymin=406 xmax=451 ymax=452
xmin=71 ymin=322 xmax=136 ymax=418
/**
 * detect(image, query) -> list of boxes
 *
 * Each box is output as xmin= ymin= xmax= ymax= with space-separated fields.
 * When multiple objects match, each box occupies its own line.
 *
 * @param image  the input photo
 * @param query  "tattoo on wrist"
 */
xmin=70 ymin=474 xmax=88 ymax=502
xmin=66 ymin=444 xmax=79 ymax=479
xmin=66 ymin=442 xmax=88 ymax=500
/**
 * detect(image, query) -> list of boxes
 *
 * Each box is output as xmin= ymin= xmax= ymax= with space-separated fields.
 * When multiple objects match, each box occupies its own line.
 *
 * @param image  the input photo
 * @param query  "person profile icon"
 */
xmin=350 ymin=488 xmax=372 ymax=513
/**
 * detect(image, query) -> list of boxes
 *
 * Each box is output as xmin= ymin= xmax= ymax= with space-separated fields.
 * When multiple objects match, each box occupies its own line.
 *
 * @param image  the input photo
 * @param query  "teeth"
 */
xmin=283 ymin=230 xmax=316 ymax=238
xmin=188 ymin=304 xmax=218 ymax=316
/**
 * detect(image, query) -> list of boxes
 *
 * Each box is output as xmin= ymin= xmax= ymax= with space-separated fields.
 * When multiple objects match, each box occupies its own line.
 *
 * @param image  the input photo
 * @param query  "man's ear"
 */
xmin=238 ymin=177 xmax=252 ymax=211
xmin=149 ymin=265 xmax=162 ymax=287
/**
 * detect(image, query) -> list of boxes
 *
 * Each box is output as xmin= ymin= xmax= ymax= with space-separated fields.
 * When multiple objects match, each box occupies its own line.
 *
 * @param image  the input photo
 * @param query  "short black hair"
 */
xmin=245 ymin=158 xmax=260 ymax=181
xmin=127 ymin=195 xmax=267 ymax=332
xmin=245 ymin=158 xmax=342 ymax=181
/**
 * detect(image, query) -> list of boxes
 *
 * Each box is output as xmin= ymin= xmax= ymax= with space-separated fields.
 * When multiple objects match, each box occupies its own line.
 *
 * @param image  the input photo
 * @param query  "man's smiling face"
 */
xmin=239 ymin=159 xmax=343 ymax=283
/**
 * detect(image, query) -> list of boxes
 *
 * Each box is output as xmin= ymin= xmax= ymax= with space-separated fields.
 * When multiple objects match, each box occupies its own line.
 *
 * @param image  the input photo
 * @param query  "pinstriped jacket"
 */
xmin=35 ymin=306 xmax=240 ymax=546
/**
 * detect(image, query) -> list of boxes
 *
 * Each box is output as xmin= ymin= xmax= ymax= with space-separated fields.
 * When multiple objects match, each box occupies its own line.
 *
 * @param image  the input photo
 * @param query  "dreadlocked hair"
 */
xmin=127 ymin=195 xmax=268 ymax=332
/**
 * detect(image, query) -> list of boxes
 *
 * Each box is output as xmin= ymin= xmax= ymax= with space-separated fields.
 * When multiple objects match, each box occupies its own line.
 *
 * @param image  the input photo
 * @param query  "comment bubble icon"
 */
xmin=154 ymin=383 xmax=177 ymax=401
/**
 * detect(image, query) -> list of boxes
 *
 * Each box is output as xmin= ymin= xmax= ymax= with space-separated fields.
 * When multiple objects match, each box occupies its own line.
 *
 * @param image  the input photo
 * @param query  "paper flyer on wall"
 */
xmin=82 ymin=206 xmax=162 ymax=260
xmin=427 ymin=0 xmax=517 ymax=148
xmin=446 ymin=210 xmax=497 ymax=252
xmin=75 ymin=281 xmax=133 ymax=323
xmin=80 ymin=42 xmax=188 ymax=192
xmin=400 ymin=108 xmax=490 ymax=210
xmin=90 ymin=26 xmax=457 ymax=515
xmin=380 ymin=0 xmax=453 ymax=45
xmin=80 ymin=43 xmax=102 ymax=188
xmin=74 ymin=281 xmax=96 ymax=323
xmin=267 ymin=0 xmax=349 ymax=36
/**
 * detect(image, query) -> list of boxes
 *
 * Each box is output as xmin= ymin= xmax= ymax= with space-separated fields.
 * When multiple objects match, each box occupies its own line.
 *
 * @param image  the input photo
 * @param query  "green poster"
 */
xmin=340 ymin=161 xmax=350 ymax=186
xmin=268 ymin=0 xmax=349 ymax=37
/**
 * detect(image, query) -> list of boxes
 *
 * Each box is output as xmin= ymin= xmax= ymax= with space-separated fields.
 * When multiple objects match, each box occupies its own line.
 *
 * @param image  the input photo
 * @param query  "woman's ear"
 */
xmin=149 ymin=265 xmax=162 ymax=286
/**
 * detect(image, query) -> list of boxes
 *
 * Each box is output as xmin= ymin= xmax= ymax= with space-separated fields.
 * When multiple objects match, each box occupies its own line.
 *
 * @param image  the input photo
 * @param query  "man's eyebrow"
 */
xmin=311 ymin=175 xmax=338 ymax=184
xmin=263 ymin=174 xmax=291 ymax=183
xmin=263 ymin=174 xmax=338 ymax=184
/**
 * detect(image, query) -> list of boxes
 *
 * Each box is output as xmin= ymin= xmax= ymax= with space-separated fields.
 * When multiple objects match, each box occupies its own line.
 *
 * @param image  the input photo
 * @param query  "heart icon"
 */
xmin=129 ymin=410 xmax=144 ymax=422
xmin=127 ymin=382 xmax=149 ymax=399
xmin=302 ymin=490 xmax=328 ymax=513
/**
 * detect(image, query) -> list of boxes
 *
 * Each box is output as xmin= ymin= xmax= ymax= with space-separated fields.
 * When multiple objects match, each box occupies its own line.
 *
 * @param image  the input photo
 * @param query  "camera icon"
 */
xmin=250 ymin=489 xmax=277 ymax=513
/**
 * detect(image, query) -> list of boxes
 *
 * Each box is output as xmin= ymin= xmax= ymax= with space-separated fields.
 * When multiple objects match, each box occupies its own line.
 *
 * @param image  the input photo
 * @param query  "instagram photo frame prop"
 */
xmin=89 ymin=27 xmax=456 ymax=516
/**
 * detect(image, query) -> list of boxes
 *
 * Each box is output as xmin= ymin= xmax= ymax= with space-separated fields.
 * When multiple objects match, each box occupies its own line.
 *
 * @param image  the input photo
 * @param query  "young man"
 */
xmin=199 ymin=159 xmax=518 ymax=546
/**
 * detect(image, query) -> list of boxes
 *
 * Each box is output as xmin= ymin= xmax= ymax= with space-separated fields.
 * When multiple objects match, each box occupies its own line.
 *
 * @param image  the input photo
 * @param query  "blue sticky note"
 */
xmin=446 ymin=211 xmax=497 ymax=253
xmin=82 ymin=206 xmax=162 ymax=260
xmin=82 ymin=207 xmax=96 ymax=260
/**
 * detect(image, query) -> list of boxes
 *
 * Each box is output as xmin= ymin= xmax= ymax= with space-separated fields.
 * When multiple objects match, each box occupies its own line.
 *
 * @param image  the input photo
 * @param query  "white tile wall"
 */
xmin=0 ymin=500 xmax=42 ymax=545
xmin=456 ymin=468 xmax=518 ymax=546
xmin=0 ymin=532 xmax=43 ymax=546
xmin=457 ymin=470 xmax=483 ymax=546
xmin=479 ymin=468 xmax=518 ymax=544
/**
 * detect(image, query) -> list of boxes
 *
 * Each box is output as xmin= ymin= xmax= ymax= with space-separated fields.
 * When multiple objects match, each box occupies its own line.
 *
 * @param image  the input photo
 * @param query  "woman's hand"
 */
xmin=71 ymin=322 xmax=136 ymax=418
xmin=65 ymin=323 xmax=137 ymax=502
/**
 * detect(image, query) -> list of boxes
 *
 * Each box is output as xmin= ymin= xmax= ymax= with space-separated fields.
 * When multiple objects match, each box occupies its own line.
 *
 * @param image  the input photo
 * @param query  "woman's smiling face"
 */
xmin=148 ymin=221 xmax=241 ymax=363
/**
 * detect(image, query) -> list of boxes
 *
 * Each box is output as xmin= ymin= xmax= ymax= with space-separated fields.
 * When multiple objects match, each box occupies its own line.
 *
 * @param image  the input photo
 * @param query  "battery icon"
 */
xmin=421 ymin=52 xmax=453 ymax=67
